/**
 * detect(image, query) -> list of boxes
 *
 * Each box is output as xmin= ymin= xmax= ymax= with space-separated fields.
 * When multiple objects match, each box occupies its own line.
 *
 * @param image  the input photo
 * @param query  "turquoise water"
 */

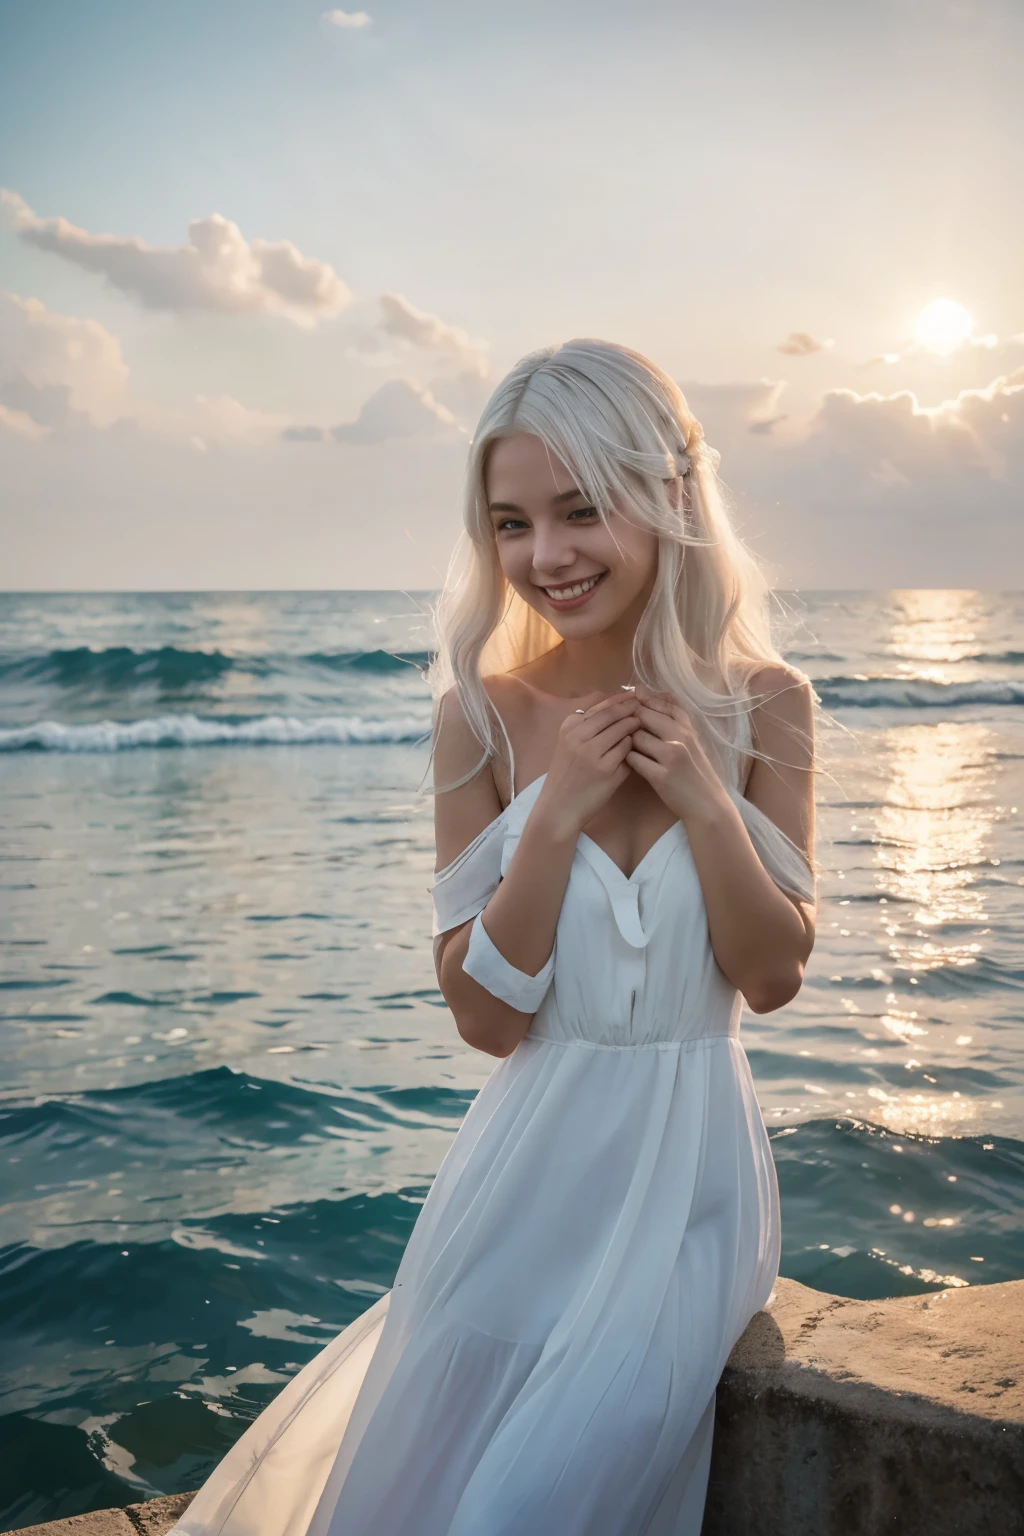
xmin=1 ymin=589 xmax=1022 ymax=1528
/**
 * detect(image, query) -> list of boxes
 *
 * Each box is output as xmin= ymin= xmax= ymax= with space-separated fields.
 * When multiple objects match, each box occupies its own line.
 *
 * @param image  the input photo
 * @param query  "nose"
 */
xmin=531 ymin=519 xmax=579 ymax=578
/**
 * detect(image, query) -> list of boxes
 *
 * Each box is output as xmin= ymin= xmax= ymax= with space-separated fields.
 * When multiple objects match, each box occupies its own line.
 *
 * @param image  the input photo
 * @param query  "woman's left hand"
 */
xmin=626 ymin=684 xmax=733 ymax=826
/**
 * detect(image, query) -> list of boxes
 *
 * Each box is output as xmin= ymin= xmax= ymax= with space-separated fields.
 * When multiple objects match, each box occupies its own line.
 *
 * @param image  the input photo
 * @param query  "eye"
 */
xmin=494 ymin=516 xmax=528 ymax=533
xmin=568 ymin=506 xmax=598 ymax=521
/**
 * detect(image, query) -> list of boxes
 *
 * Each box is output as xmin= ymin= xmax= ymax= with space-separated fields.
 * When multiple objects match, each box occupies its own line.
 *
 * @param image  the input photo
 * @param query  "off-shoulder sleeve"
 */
xmin=462 ymin=913 xmax=556 ymax=1012
xmin=727 ymin=786 xmax=817 ymax=906
xmin=430 ymin=815 xmax=507 ymax=937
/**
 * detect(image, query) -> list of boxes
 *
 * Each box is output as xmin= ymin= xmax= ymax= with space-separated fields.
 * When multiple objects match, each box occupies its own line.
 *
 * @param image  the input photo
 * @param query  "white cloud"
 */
xmin=330 ymin=379 xmax=461 ymax=444
xmin=0 ymin=292 xmax=129 ymax=426
xmin=804 ymin=368 xmax=1024 ymax=484
xmin=0 ymin=291 xmax=290 ymax=445
xmin=1 ymin=190 xmax=350 ymax=325
xmin=425 ymin=368 xmax=494 ymax=430
xmin=0 ymin=403 xmax=50 ymax=439
xmin=680 ymin=377 xmax=789 ymax=440
xmin=282 ymin=424 xmax=327 ymax=443
xmin=324 ymin=9 xmax=371 ymax=27
xmin=777 ymin=332 xmax=835 ymax=357
xmin=145 ymin=394 xmax=291 ymax=446
xmin=740 ymin=366 xmax=1024 ymax=586
xmin=377 ymin=293 xmax=490 ymax=376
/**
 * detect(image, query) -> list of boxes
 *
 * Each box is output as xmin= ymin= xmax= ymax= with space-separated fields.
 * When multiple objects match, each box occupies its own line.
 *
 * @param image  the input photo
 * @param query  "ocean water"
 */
xmin=1 ymin=588 xmax=1022 ymax=1529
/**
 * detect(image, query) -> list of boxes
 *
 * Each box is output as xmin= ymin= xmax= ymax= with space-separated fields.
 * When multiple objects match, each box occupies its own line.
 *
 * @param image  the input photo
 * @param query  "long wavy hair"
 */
xmin=428 ymin=338 xmax=812 ymax=791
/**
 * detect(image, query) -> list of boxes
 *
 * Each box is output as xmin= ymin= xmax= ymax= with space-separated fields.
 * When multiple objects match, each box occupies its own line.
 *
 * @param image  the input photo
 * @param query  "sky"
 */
xmin=0 ymin=0 xmax=1022 ymax=591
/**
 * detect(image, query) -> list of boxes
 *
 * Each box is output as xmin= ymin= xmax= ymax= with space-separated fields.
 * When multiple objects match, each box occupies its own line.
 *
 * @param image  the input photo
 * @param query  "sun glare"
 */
xmin=913 ymin=298 xmax=975 ymax=355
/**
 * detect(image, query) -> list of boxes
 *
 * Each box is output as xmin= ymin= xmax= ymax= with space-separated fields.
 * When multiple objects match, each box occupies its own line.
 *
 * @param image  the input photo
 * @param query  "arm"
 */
xmin=628 ymin=670 xmax=816 ymax=1014
xmin=433 ymin=688 xmax=640 ymax=1057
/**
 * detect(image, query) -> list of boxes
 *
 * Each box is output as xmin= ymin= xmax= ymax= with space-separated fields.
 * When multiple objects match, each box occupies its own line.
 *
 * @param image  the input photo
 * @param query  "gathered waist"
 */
xmin=524 ymin=990 xmax=743 ymax=1052
xmin=525 ymin=1028 xmax=740 ymax=1053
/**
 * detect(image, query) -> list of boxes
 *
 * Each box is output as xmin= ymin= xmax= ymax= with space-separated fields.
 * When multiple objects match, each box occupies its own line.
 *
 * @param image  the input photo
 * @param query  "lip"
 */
xmin=537 ymin=571 xmax=607 ymax=612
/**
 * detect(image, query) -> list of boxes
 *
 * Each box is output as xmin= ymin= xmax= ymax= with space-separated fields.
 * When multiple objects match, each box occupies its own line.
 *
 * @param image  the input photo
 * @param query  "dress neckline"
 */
xmin=435 ymin=709 xmax=752 ymax=888
xmin=507 ymin=773 xmax=683 ymax=887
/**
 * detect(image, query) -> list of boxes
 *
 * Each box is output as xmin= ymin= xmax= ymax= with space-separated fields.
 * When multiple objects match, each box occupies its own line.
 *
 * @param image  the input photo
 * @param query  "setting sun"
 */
xmin=913 ymin=298 xmax=975 ymax=355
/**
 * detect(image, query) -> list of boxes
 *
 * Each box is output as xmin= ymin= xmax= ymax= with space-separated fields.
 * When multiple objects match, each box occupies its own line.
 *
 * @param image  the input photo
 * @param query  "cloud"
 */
xmin=777 ymin=331 xmax=835 ymax=356
xmin=0 ymin=403 xmax=50 ymax=439
xmin=282 ymin=424 xmax=326 ymax=442
xmin=0 ymin=292 xmax=129 ymax=426
xmin=425 ymin=368 xmax=494 ymax=430
xmin=324 ymin=9 xmax=371 ymax=26
xmin=309 ymin=379 xmax=462 ymax=445
xmin=803 ymin=368 xmax=1024 ymax=486
xmin=377 ymin=293 xmax=490 ymax=376
xmin=1 ymin=190 xmax=350 ymax=325
xmin=0 ymin=291 xmax=292 ymax=445
xmin=681 ymin=377 xmax=789 ymax=440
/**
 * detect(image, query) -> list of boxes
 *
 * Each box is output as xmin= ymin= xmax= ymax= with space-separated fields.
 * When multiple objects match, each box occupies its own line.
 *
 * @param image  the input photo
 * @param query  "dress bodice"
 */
xmin=431 ymin=707 xmax=815 ymax=1051
xmin=501 ymin=775 xmax=740 ymax=1049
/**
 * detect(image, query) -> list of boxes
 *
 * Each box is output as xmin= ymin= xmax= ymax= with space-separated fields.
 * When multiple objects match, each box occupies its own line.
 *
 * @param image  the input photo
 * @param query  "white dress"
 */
xmin=171 ymin=712 xmax=815 ymax=1536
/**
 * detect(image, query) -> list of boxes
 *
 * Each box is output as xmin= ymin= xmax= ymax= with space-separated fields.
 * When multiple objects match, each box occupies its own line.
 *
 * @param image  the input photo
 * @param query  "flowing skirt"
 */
xmin=172 ymin=1033 xmax=779 ymax=1536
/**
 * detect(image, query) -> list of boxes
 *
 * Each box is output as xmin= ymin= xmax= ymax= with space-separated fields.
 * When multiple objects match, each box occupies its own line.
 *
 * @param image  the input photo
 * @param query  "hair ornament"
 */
xmin=675 ymin=420 xmax=706 ymax=478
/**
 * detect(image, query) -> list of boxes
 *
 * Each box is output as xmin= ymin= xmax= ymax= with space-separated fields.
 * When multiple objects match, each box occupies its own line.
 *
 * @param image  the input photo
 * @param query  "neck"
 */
xmin=548 ymin=614 xmax=640 ymax=696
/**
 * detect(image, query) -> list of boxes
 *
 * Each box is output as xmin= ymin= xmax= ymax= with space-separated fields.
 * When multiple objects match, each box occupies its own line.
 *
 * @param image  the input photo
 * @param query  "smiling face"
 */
xmin=484 ymin=432 xmax=660 ymax=640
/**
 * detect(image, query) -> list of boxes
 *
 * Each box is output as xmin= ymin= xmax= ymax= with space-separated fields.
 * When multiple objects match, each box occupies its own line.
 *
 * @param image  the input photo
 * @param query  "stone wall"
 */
xmin=705 ymin=1276 xmax=1024 ymax=1535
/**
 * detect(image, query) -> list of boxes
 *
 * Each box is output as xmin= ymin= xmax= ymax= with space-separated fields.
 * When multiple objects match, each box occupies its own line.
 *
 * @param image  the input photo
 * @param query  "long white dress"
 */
xmin=171 ymin=712 xmax=815 ymax=1536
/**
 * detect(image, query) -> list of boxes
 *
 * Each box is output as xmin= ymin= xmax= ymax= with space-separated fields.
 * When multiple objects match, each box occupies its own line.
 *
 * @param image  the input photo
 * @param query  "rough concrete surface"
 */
xmin=705 ymin=1275 xmax=1024 ymax=1535
xmin=12 ymin=1278 xmax=1024 ymax=1536
xmin=14 ymin=1494 xmax=196 ymax=1536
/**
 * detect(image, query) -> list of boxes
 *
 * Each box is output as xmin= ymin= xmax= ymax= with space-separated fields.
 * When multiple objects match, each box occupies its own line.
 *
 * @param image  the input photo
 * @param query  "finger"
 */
xmin=626 ymin=749 xmax=659 ymax=781
xmin=633 ymin=683 xmax=687 ymax=719
xmin=603 ymin=731 xmax=637 ymax=766
xmin=572 ymin=695 xmax=638 ymax=735
xmin=589 ymin=712 xmax=640 ymax=752
xmin=633 ymin=706 xmax=675 ymax=740
xmin=585 ymin=691 xmax=637 ymax=716
xmin=633 ymin=682 xmax=672 ymax=705
xmin=631 ymin=728 xmax=668 ymax=760
xmin=578 ymin=704 xmax=640 ymax=741
xmin=641 ymin=694 xmax=686 ymax=723
xmin=636 ymin=703 xmax=691 ymax=740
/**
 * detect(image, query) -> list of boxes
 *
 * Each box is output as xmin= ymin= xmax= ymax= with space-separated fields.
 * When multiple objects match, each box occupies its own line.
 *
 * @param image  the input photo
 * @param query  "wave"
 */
xmin=815 ymin=676 xmax=1024 ymax=709
xmin=0 ymin=645 xmax=433 ymax=690
xmin=0 ymin=712 xmax=433 ymax=752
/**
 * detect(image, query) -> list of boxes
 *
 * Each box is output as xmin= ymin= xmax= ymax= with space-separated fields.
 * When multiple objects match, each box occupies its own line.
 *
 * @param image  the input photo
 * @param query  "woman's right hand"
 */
xmin=533 ymin=693 xmax=639 ymax=840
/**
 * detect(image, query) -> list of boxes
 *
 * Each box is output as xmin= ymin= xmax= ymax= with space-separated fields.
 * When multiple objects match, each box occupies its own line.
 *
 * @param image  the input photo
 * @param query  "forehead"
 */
xmin=485 ymin=432 xmax=578 ymax=501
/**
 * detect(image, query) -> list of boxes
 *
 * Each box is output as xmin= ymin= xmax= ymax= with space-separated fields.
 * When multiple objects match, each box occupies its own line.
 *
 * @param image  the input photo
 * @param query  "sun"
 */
xmin=913 ymin=298 xmax=975 ymax=355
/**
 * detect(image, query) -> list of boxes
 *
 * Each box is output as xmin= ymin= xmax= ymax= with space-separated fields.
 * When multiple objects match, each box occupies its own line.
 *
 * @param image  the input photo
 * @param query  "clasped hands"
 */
xmin=537 ymin=682 xmax=731 ymax=842
xmin=625 ymin=683 xmax=731 ymax=825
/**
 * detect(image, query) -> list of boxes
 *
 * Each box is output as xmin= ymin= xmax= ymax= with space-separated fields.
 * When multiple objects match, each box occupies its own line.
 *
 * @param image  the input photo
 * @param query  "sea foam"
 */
xmin=0 ymin=713 xmax=433 ymax=752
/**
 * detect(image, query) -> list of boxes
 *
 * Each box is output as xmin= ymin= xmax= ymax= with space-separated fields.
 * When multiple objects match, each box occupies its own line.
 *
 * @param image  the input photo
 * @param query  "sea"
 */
xmin=1 ymin=588 xmax=1022 ymax=1529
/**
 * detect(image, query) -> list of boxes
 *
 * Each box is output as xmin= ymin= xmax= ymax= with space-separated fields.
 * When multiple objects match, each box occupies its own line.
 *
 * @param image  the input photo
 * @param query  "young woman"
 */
xmin=174 ymin=340 xmax=817 ymax=1536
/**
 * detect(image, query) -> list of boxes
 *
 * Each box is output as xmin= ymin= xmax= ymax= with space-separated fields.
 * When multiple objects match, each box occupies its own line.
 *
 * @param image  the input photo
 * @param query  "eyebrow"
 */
xmin=487 ymin=487 xmax=588 ymax=514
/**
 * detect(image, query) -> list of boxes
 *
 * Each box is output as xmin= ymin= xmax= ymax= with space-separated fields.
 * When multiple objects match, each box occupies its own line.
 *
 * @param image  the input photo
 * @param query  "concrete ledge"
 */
xmin=705 ymin=1276 xmax=1024 ymax=1535
xmin=12 ymin=1279 xmax=1024 ymax=1536
xmin=14 ymin=1494 xmax=196 ymax=1536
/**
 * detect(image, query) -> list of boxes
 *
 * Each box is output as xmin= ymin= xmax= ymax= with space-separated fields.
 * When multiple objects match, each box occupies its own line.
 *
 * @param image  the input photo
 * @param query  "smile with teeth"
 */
xmin=543 ymin=573 xmax=604 ymax=602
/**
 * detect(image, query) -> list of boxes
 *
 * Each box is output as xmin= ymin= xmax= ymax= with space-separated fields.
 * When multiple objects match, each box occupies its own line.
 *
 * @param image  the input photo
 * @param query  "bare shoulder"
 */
xmin=748 ymin=663 xmax=815 ymax=770
xmin=745 ymin=663 xmax=816 ymax=867
xmin=432 ymin=686 xmax=503 ymax=874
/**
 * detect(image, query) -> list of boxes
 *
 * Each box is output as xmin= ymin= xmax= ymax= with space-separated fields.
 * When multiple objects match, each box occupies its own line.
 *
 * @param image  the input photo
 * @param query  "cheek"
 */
xmin=605 ymin=524 xmax=659 ymax=587
xmin=494 ymin=536 xmax=533 ymax=586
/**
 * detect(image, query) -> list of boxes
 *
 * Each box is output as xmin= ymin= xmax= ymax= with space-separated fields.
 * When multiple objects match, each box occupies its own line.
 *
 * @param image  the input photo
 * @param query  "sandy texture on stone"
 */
xmin=734 ymin=1275 xmax=1023 ymax=1424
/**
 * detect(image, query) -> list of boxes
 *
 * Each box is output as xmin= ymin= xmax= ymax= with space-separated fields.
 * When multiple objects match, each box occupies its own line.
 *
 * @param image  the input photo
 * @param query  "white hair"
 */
xmin=428 ymin=337 xmax=812 ymax=790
